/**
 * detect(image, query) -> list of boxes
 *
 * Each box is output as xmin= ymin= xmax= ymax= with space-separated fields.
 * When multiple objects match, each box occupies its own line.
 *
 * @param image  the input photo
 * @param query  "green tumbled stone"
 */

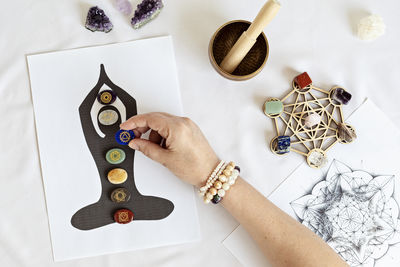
xmin=106 ymin=148 xmax=126 ymax=164
xmin=264 ymin=100 xmax=283 ymax=115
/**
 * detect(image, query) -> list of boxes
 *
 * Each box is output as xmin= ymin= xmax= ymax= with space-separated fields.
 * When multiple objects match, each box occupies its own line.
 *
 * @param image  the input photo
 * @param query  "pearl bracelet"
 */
xmin=199 ymin=160 xmax=226 ymax=196
xmin=202 ymin=161 xmax=240 ymax=204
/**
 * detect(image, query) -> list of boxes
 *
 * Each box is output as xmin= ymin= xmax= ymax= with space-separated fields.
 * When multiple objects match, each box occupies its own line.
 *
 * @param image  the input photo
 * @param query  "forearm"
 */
xmin=121 ymin=113 xmax=347 ymax=266
xmin=222 ymin=178 xmax=347 ymax=267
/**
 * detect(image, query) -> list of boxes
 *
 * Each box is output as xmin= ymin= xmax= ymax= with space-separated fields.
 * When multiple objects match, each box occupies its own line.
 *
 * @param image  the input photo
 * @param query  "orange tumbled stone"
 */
xmin=114 ymin=209 xmax=134 ymax=224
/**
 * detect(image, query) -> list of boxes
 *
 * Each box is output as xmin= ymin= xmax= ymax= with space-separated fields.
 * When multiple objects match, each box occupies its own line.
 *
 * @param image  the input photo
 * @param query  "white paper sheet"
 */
xmin=223 ymin=99 xmax=400 ymax=267
xmin=27 ymin=36 xmax=200 ymax=261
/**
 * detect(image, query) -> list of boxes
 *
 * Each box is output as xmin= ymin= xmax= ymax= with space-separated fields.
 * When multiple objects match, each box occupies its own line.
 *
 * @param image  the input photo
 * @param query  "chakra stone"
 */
xmin=113 ymin=0 xmax=133 ymax=16
xmin=110 ymin=187 xmax=131 ymax=203
xmin=337 ymin=123 xmax=357 ymax=142
xmin=97 ymin=90 xmax=116 ymax=105
xmin=98 ymin=109 xmax=119 ymax=125
xmin=277 ymin=136 xmax=290 ymax=154
xmin=115 ymin=129 xmax=135 ymax=145
xmin=85 ymin=6 xmax=113 ymax=33
xmin=211 ymin=194 xmax=222 ymax=204
xmin=106 ymin=148 xmax=126 ymax=164
xmin=114 ymin=209 xmax=134 ymax=224
xmin=308 ymin=151 xmax=327 ymax=168
xmin=107 ymin=168 xmax=128 ymax=184
xmin=131 ymin=0 xmax=164 ymax=29
xmin=332 ymin=88 xmax=352 ymax=105
xmin=294 ymin=72 xmax=312 ymax=89
xmin=264 ymin=100 xmax=283 ymax=115
xmin=303 ymin=113 xmax=321 ymax=128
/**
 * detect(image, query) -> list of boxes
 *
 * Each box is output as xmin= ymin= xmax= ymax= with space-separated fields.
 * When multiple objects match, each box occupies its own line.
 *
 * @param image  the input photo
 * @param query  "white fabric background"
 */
xmin=1 ymin=0 xmax=399 ymax=266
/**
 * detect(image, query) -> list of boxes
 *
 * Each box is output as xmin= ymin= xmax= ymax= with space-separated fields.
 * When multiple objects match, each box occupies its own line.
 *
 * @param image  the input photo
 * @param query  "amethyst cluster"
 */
xmin=131 ymin=0 xmax=164 ymax=29
xmin=85 ymin=6 xmax=113 ymax=33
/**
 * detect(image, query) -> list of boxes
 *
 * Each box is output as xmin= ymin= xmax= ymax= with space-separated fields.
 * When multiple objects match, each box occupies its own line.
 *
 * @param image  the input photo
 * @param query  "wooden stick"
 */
xmin=219 ymin=0 xmax=281 ymax=73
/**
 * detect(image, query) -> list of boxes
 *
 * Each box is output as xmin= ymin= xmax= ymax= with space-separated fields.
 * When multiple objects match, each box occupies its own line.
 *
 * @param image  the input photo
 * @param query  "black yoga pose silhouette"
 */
xmin=71 ymin=64 xmax=174 ymax=230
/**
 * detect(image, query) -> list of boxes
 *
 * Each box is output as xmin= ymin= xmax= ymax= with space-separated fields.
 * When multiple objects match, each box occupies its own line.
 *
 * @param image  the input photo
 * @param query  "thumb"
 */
xmin=129 ymin=138 xmax=168 ymax=165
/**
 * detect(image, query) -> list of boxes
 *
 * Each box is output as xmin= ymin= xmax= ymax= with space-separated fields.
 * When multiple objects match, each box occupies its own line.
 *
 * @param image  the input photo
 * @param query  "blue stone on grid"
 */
xmin=277 ymin=136 xmax=291 ymax=154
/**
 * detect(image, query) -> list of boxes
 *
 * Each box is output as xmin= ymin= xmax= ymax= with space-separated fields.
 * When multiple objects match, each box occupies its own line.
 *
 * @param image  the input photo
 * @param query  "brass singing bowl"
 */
xmin=209 ymin=20 xmax=269 ymax=81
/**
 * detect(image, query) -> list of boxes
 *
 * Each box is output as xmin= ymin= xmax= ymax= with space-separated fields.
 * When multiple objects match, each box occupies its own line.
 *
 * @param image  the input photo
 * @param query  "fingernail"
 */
xmin=129 ymin=141 xmax=139 ymax=150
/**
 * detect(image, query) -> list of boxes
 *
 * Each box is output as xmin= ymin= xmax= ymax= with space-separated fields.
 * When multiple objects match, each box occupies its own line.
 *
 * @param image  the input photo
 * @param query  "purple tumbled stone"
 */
xmin=85 ymin=6 xmax=113 ymax=33
xmin=114 ymin=0 xmax=132 ymax=16
xmin=332 ymin=88 xmax=352 ymax=105
xmin=131 ymin=0 xmax=164 ymax=29
xmin=211 ymin=194 xmax=222 ymax=204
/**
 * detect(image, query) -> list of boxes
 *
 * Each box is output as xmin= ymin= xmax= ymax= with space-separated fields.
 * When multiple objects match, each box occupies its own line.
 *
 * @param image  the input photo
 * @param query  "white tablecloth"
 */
xmin=1 ymin=0 xmax=399 ymax=266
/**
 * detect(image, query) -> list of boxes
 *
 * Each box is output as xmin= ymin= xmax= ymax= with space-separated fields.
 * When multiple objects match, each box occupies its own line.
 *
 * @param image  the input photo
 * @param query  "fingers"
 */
xmin=132 ymin=126 xmax=151 ymax=138
xmin=149 ymin=130 xmax=163 ymax=145
xmin=129 ymin=138 xmax=169 ymax=165
xmin=120 ymin=113 xmax=171 ymax=139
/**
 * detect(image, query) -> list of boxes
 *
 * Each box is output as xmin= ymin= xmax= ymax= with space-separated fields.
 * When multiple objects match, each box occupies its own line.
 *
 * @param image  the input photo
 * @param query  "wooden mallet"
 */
xmin=219 ymin=0 xmax=281 ymax=74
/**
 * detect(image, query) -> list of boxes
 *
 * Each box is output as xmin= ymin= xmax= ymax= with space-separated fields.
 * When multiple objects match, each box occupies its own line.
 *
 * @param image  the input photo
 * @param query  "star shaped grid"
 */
xmin=273 ymin=83 xmax=345 ymax=157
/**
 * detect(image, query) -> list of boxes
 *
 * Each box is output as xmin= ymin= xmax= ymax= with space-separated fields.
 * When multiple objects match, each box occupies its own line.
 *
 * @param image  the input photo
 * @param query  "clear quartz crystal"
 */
xmin=357 ymin=14 xmax=385 ymax=41
xmin=309 ymin=151 xmax=327 ymax=167
xmin=114 ymin=0 xmax=133 ymax=16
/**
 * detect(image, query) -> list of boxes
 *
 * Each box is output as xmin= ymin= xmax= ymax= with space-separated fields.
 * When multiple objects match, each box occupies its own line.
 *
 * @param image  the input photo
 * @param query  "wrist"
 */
xmin=198 ymin=160 xmax=240 ymax=204
xmin=195 ymin=156 xmax=221 ymax=188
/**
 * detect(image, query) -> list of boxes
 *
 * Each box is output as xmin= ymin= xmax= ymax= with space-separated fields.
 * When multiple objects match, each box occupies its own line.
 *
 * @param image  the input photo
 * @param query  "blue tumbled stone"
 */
xmin=277 ymin=136 xmax=290 ymax=154
xmin=115 ymin=130 xmax=135 ymax=145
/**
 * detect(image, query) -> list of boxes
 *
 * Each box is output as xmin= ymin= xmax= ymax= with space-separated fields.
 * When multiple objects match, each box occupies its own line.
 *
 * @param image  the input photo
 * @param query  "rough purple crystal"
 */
xmin=114 ymin=0 xmax=132 ymax=16
xmin=131 ymin=0 xmax=164 ymax=29
xmin=85 ymin=6 xmax=113 ymax=33
xmin=332 ymin=88 xmax=352 ymax=105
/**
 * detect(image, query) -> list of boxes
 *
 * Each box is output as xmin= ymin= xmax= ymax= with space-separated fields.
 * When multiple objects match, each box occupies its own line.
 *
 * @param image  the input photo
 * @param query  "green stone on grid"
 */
xmin=264 ymin=100 xmax=283 ymax=115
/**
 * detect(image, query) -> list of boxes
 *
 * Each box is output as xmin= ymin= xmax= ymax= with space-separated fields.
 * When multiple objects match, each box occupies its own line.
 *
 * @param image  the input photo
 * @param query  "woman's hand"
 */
xmin=120 ymin=112 xmax=219 ymax=187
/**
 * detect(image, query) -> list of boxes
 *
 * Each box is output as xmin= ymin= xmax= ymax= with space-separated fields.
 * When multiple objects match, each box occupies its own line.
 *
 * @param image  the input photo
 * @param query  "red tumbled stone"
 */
xmin=294 ymin=72 xmax=312 ymax=89
xmin=114 ymin=209 xmax=134 ymax=224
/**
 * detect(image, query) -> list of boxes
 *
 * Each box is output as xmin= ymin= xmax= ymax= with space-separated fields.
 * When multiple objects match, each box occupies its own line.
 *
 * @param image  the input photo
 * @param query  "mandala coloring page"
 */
xmin=291 ymin=160 xmax=400 ymax=266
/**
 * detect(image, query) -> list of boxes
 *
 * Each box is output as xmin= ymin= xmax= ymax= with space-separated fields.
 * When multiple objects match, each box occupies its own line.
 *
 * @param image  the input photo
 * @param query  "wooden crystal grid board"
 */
xmin=265 ymin=81 xmax=354 ymax=168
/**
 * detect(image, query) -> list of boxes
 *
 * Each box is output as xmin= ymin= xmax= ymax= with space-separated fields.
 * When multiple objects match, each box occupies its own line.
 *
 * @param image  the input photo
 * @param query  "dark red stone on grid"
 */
xmin=294 ymin=72 xmax=312 ymax=89
xmin=114 ymin=209 xmax=134 ymax=224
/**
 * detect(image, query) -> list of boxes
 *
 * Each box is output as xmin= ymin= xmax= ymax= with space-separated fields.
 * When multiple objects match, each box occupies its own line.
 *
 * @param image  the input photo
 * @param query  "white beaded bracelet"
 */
xmin=199 ymin=160 xmax=225 ymax=196
xmin=203 ymin=161 xmax=240 ymax=204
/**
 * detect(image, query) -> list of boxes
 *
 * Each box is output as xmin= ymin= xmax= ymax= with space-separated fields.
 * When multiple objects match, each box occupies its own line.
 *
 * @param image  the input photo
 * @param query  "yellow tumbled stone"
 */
xmin=107 ymin=168 xmax=128 ymax=184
